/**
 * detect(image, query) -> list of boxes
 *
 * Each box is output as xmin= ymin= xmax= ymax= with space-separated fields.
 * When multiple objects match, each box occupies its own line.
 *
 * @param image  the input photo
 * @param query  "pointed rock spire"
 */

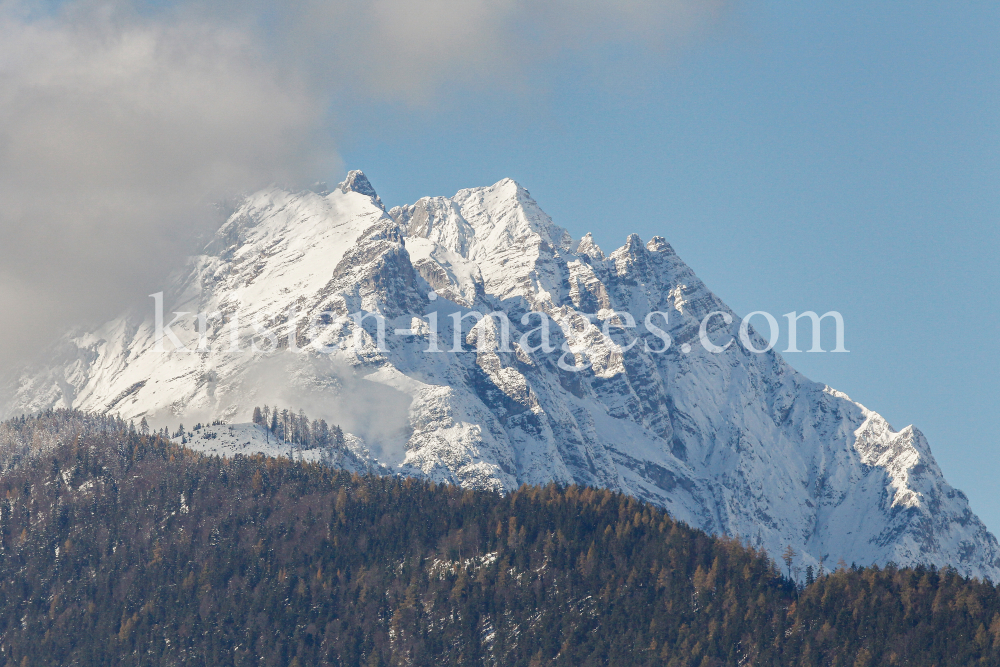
xmin=622 ymin=233 xmax=646 ymax=255
xmin=338 ymin=170 xmax=384 ymax=210
xmin=576 ymin=232 xmax=605 ymax=260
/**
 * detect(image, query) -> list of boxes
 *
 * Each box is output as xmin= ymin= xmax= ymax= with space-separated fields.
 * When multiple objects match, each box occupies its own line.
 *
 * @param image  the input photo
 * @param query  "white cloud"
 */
xmin=268 ymin=0 xmax=726 ymax=101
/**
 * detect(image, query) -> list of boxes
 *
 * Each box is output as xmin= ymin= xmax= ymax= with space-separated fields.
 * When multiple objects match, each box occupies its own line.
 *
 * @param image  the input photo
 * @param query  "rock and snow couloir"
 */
xmin=3 ymin=171 xmax=998 ymax=580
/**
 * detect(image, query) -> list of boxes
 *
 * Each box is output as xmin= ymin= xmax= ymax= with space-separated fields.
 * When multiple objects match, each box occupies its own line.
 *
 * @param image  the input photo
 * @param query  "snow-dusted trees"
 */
xmin=252 ymin=405 xmax=344 ymax=450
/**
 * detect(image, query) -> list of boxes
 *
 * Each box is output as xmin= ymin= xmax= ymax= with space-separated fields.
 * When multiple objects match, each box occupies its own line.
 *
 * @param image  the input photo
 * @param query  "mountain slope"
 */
xmin=3 ymin=171 xmax=998 ymax=580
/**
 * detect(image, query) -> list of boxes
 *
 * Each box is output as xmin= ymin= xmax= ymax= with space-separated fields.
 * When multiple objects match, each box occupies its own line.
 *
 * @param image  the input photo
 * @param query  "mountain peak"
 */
xmin=492 ymin=176 xmax=522 ymax=193
xmin=339 ymin=170 xmax=384 ymax=210
xmin=6 ymin=174 xmax=997 ymax=581
xmin=623 ymin=233 xmax=646 ymax=252
xmin=646 ymin=236 xmax=674 ymax=254
xmin=609 ymin=233 xmax=648 ymax=262
xmin=483 ymin=178 xmax=539 ymax=209
xmin=576 ymin=232 xmax=605 ymax=260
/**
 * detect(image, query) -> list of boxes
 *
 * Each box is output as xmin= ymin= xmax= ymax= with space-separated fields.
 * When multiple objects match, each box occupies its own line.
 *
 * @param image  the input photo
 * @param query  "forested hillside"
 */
xmin=0 ymin=411 xmax=998 ymax=666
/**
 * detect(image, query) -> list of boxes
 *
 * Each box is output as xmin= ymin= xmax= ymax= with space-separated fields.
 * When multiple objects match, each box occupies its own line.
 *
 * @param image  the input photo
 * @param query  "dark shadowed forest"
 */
xmin=0 ymin=411 xmax=997 ymax=666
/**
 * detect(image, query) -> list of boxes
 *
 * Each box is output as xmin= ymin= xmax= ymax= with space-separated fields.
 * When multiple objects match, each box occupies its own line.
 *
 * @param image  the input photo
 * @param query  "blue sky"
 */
xmin=336 ymin=2 xmax=1000 ymax=531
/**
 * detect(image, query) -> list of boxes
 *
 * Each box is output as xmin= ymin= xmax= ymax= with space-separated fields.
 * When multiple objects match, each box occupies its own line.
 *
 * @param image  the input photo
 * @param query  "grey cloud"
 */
xmin=0 ymin=2 xmax=333 ymax=367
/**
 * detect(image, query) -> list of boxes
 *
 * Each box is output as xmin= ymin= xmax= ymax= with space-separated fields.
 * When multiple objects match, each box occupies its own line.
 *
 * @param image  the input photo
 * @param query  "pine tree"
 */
xmin=298 ymin=410 xmax=309 ymax=449
xmin=310 ymin=419 xmax=321 ymax=450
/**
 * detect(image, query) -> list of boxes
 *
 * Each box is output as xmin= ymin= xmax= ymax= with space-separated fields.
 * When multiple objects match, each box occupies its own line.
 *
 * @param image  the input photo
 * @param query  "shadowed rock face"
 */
xmin=4 ymin=171 xmax=999 ymax=581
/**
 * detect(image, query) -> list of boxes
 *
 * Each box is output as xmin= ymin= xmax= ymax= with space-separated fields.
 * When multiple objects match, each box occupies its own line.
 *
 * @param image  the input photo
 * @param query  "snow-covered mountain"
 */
xmin=4 ymin=171 xmax=998 ymax=580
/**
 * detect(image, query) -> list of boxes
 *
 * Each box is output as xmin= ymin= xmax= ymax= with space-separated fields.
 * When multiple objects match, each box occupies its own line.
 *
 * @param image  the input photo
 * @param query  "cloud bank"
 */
xmin=0 ymin=0 xmax=725 ymax=369
xmin=0 ymin=2 xmax=330 ymax=365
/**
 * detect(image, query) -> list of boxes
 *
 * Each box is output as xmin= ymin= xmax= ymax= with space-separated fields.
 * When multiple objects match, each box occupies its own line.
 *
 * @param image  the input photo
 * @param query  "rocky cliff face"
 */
xmin=4 ymin=171 xmax=998 ymax=580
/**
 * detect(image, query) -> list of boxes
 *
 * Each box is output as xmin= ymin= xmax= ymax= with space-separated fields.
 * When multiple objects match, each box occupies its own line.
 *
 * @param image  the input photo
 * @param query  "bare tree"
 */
xmin=782 ymin=544 xmax=796 ymax=579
